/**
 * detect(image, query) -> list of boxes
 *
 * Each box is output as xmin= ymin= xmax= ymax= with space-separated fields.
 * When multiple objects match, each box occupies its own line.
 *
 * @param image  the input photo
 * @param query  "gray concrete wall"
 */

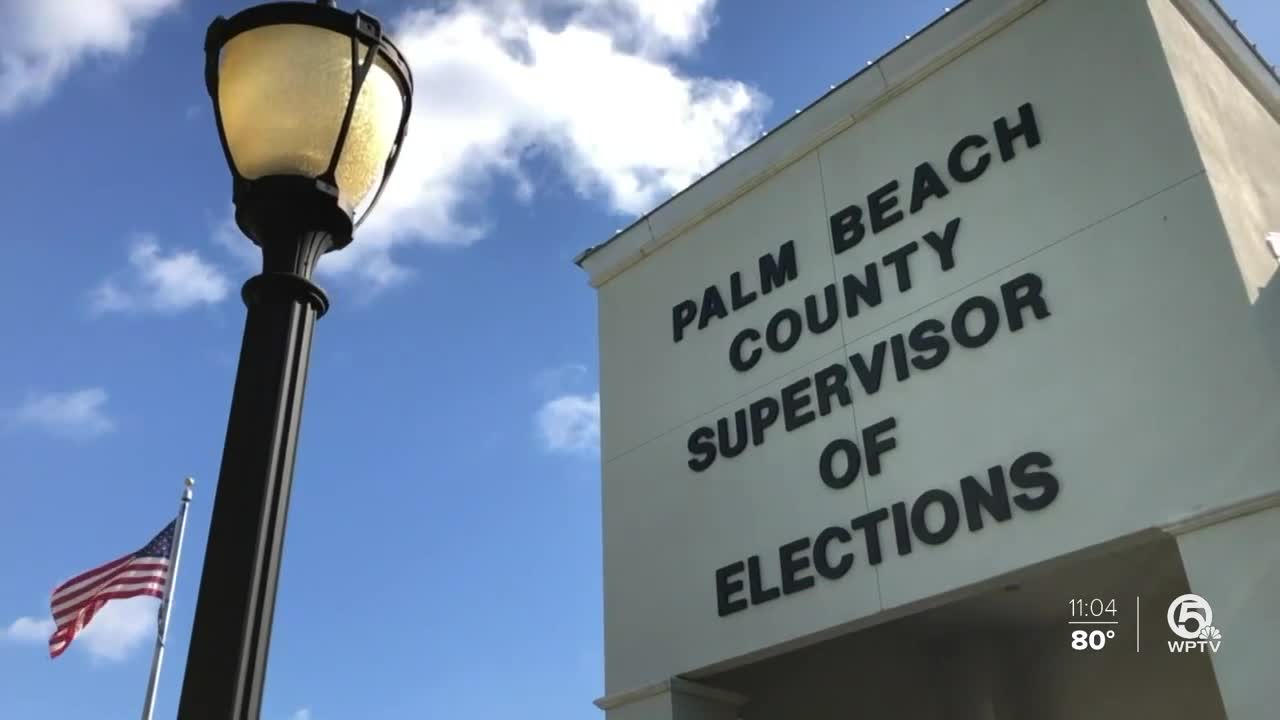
xmin=1176 ymin=507 xmax=1280 ymax=719
xmin=1153 ymin=0 xmax=1280 ymax=307
xmin=1150 ymin=7 xmax=1280 ymax=715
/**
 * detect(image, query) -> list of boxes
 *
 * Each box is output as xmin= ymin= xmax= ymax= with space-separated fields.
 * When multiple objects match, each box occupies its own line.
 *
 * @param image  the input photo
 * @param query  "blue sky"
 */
xmin=0 ymin=1 xmax=1275 ymax=718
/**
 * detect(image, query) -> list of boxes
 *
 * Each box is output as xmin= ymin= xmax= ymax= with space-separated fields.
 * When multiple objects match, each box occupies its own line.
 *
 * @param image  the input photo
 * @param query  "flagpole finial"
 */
xmin=184 ymin=477 xmax=195 ymax=488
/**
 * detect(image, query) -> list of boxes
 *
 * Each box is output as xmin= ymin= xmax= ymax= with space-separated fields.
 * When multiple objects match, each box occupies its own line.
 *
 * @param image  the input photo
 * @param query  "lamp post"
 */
xmin=177 ymin=2 xmax=412 ymax=718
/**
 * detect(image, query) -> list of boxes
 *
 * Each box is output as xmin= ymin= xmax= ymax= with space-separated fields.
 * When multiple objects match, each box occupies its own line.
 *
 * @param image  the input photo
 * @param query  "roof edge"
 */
xmin=569 ymin=0 xmax=966 ymax=271
xmin=572 ymin=0 xmax=1040 ymax=285
xmin=1176 ymin=0 xmax=1280 ymax=119
xmin=574 ymin=0 xmax=1279 ymax=288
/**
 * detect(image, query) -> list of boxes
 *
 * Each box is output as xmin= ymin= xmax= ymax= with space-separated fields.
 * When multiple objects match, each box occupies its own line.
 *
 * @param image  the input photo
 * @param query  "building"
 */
xmin=574 ymin=0 xmax=1280 ymax=718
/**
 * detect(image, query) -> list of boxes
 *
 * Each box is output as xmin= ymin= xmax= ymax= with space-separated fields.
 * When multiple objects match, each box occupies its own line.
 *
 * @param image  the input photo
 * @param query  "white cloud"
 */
xmin=6 ymin=599 xmax=160 ymax=661
xmin=93 ymin=236 xmax=230 ymax=314
xmin=0 ymin=0 xmax=180 ymax=116
xmin=537 ymin=392 xmax=600 ymax=452
xmin=290 ymin=709 xmax=313 ymax=720
xmin=573 ymin=0 xmax=716 ymax=55
xmin=305 ymin=0 xmax=766 ymax=289
xmin=5 ymin=387 xmax=114 ymax=438
xmin=75 ymin=596 xmax=158 ymax=661
xmin=5 ymin=616 xmax=55 ymax=643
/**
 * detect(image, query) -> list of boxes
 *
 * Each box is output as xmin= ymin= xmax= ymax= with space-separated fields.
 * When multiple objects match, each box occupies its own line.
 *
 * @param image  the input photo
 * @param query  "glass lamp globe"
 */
xmin=205 ymin=1 xmax=414 ymax=241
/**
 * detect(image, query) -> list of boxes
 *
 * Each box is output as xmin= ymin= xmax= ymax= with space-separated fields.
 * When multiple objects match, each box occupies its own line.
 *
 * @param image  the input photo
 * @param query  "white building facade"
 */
xmin=575 ymin=1 xmax=1280 ymax=718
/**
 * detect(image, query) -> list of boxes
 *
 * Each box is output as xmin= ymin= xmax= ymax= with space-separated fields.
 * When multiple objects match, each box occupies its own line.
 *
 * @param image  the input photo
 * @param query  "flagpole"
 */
xmin=141 ymin=478 xmax=195 ymax=720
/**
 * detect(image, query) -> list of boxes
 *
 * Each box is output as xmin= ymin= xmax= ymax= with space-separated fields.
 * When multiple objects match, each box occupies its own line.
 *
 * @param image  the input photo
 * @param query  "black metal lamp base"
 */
xmin=176 ymin=176 xmax=342 ymax=720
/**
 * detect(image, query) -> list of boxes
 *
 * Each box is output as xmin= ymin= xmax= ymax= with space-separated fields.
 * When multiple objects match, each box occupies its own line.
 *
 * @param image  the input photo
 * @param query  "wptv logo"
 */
xmin=1166 ymin=593 xmax=1223 ymax=653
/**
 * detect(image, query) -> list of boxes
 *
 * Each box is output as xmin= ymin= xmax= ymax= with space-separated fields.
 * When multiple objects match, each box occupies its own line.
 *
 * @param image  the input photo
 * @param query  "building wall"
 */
xmin=1150 ymin=6 xmax=1280 ymax=717
xmin=1176 ymin=507 xmax=1280 ymax=719
xmin=1152 ymin=0 xmax=1280 ymax=307
xmin=595 ymin=0 xmax=1280 ymax=698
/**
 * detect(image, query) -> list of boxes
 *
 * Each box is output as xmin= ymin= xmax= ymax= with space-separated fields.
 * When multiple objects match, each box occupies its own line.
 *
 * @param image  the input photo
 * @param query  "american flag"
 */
xmin=47 ymin=520 xmax=176 ymax=659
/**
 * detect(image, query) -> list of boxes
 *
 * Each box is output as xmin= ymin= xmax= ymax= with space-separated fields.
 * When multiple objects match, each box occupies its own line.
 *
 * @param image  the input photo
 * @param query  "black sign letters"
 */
xmin=659 ymin=102 xmax=1065 ymax=618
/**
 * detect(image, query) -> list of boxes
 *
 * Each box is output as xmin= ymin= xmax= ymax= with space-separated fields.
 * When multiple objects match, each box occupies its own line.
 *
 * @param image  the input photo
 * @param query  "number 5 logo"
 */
xmin=1167 ymin=593 xmax=1213 ymax=640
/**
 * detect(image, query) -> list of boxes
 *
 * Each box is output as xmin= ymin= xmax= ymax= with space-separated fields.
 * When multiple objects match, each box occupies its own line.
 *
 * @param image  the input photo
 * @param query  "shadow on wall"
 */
xmin=1245 ymin=248 xmax=1280 ymax=478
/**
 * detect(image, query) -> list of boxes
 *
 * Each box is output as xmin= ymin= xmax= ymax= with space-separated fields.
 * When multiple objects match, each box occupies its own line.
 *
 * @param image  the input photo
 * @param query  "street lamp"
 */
xmin=178 ymin=2 xmax=412 ymax=718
